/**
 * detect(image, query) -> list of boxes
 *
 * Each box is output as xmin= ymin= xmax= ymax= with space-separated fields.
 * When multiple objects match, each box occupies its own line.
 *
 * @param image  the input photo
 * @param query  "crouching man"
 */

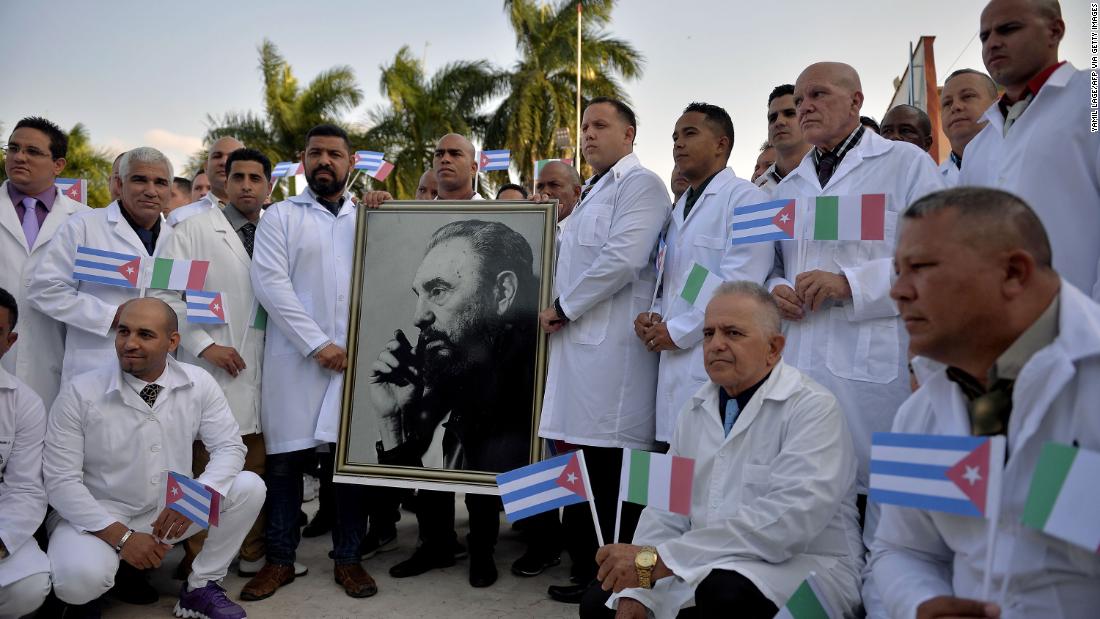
xmin=584 ymin=282 xmax=863 ymax=618
xmin=43 ymin=298 xmax=265 ymax=618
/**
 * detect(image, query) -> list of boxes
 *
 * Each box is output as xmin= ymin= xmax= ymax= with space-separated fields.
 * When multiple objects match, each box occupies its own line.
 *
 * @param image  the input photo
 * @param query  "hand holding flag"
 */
xmin=164 ymin=471 xmax=220 ymax=532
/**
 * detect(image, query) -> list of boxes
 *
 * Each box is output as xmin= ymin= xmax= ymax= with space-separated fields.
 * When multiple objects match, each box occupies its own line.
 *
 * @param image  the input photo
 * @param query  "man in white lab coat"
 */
xmin=537 ymin=97 xmax=671 ymax=602
xmin=155 ymin=148 xmax=276 ymax=581
xmin=960 ymin=0 xmax=1100 ymax=299
xmin=872 ymin=187 xmax=1100 ymax=618
xmin=245 ymin=124 xmax=377 ymax=601
xmin=0 ymin=290 xmax=51 ymax=618
xmin=27 ymin=147 xmax=175 ymax=383
xmin=43 ymin=298 xmax=263 ymax=618
xmin=165 ymin=136 xmax=244 ymax=227
xmin=755 ymin=85 xmax=812 ymax=194
xmin=635 ymin=102 xmax=775 ymax=444
xmin=585 ymin=282 xmax=863 ymax=619
xmin=0 ymin=116 xmax=90 ymax=407
xmin=937 ymin=69 xmax=998 ymax=187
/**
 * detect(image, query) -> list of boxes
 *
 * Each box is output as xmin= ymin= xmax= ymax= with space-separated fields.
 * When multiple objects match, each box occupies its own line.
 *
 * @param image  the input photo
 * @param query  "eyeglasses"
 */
xmin=2 ymin=144 xmax=53 ymax=160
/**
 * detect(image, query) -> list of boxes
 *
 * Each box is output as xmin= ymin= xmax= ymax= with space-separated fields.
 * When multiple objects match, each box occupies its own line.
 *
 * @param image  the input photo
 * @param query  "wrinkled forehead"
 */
xmin=125 ymin=161 xmax=171 ymax=181
xmin=414 ymin=237 xmax=481 ymax=286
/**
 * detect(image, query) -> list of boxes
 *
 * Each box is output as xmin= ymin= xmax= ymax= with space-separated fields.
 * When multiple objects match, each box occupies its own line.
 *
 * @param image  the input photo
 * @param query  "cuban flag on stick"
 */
xmin=73 ymin=246 xmax=141 ymax=288
xmin=353 ymin=151 xmax=385 ymax=173
xmin=368 ymin=161 xmax=395 ymax=181
xmin=55 ymin=178 xmax=88 ymax=204
xmin=185 ymin=290 xmax=228 ymax=324
xmin=497 ymin=451 xmax=605 ymax=546
xmin=731 ymin=198 xmax=797 ymax=245
xmin=479 ymin=149 xmax=511 ymax=171
xmin=271 ymin=161 xmax=298 ymax=178
xmin=165 ymin=471 xmax=220 ymax=528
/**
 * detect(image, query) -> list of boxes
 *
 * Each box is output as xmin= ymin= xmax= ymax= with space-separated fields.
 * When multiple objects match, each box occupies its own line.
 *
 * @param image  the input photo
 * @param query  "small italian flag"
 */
xmin=775 ymin=572 xmax=838 ymax=619
xmin=813 ymin=194 xmax=886 ymax=241
xmin=1022 ymin=442 xmax=1100 ymax=553
xmin=679 ymin=263 xmax=723 ymax=312
xmin=149 ymin=258 xmax=210 ymax=291
xmin=619 ymin=449 xmax=694 ymax=515
xmin=250 ymin=303 xmax=268 ymax=330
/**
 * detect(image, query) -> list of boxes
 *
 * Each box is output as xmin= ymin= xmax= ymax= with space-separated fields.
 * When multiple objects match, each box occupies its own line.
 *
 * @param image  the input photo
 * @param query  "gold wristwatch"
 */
xmin=634 ymin=546 xmax=658 ymax=589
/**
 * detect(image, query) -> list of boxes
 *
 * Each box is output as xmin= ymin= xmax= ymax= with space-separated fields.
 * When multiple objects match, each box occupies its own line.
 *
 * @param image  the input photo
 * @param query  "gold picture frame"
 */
xmin=334 ymin=201 xmax=556 ymax=494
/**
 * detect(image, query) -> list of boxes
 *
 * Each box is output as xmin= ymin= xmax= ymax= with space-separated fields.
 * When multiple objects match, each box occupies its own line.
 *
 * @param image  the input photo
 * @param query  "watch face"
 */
xmin=636 ymin=550 xmax=657 ymax=568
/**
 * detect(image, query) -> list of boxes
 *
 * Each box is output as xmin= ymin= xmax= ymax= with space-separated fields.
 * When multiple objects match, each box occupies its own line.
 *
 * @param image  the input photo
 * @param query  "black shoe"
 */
xmin=302 ymin=510 xmax=333 ymax=538
xmin=359 ymin=528 xmax=398 ymax=560
xmin=108 ymin=563 xmax=158 ymax=605
xmin=451 ymin=540 xmax=468 ymax=559
xmin=388 ymin=546 xmax=455 ymax=578
xmin=37 ymin=593 xmax=102 ymax=618
xmin=511 ymin=549 xmax=562 ymax=577
xmin=547 ymin=582 xmax=589 ymax=604
xmin=469 ymin=553 xmax=498 ymax=588
xmin=297 ymin=510 xmax=309 ymax=527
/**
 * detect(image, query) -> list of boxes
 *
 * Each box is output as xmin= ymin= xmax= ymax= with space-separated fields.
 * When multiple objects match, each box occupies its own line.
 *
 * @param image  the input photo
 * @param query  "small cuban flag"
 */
xmin=73 ymin=246 xmax=141 ymax=288
xmin=270 ymin=161 xmax=298 ymax=178
xmin=813 ymin=194 xmax=885 ymax=241
xmin=165 ymin=471 xmax=220 ymax=529
xmin=353 ymin=151 xmax=385 ymax=173
xmin=869 ymin=433 xmax=1005 ymax=517
xmin=775 ymin=572 xmax=840 ymax=619
xmin=185 ymin=290 xmax=228 ymax=324
xmin=497 ymin=452 xmax=590 ymax=523
xmin=731 ymin=198 xmax=797 ymax=245
xmin=1022 ymin=443 xmax=1100 ymax=553
xmin=368 ymin=161 xmax=395 ymax=181
xmin=55 ymin=178 xmax=88 ymax=204
xmin=479 ymin=149 xmax=511 ymax=171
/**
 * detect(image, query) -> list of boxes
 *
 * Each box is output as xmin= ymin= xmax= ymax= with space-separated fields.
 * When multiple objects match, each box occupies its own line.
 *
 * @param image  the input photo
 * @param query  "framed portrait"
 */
xmin=334 ymin=201 xmax=556 ymax=494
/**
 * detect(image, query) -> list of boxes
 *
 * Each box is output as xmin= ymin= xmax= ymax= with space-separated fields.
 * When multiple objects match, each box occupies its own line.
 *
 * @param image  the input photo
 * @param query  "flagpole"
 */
xmin=348 ymin=170 xmax=361 ymax=192
xmin=575 ymin=2 xmax=583 ymax=174
xmin=239 ymin=300 xmax=257 ymax=353
xmin=980 ymin=436 xmax=1007 ymax=600
xmin=576 ymin=450 xmax=605 ymax=547
xmin=613 ymin=449 xmax=629 ymax=543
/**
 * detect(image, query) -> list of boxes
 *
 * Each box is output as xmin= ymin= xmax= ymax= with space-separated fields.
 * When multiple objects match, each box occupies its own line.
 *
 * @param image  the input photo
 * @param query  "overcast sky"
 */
xmin=1 ymin=0 xmax=1091 ymax=186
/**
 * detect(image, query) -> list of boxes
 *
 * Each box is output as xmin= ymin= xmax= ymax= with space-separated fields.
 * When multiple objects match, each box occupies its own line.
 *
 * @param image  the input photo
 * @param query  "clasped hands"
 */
xmin=771 ymin=270 xmax=852 ymax=321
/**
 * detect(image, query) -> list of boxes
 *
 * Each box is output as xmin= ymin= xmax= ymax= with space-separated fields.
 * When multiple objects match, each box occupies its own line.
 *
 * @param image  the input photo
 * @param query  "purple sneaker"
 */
xmin=174 ymin=581 xmax=247 ymax=619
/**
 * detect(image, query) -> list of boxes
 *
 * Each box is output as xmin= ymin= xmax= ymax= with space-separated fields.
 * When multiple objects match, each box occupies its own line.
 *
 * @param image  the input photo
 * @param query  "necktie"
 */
xmin=580 ymin=173 xmax=605 ymax=203
xmin=139 ymin=383 xmax=163 ymax=408
xmin=817 ymin=152 xmax=839 ymax=188
xmin=945 ymin=368 xmax=1015 ymax=436
xmin=723 ymin=398 xmax=740 ymax=437
xmin=21 ymin=197 xmax=41 ymax=250
xmin=241 ymin=223 xmax=256 ymax=258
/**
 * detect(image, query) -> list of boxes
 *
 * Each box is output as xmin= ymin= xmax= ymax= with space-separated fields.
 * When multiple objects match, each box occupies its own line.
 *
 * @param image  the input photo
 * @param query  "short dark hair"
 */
xmin=885 ymin=104 xmax=933 ymax=139
xmin=425 ymin=220 xmax=538 ymax=316
xmin=305 ymin=124 xmax=351 ymax=152
xmin=945 ymin=69 xmax=999 ymax=99
xmin=495 ymin=183 xmax=529 ymax=199
xmin=587 ymin=97 xmax=638 ymax=133
xmin=13 ymin=116 xmax=68 ymax=160
xmin=192 ymin=170 xmax=207 ymax=183
xmin=767 ymin=84 xmax=795 ymax=105
xmin=682 ymin=102 xmax=735 ymax=156
xmin=860 ymin=116 xmax=881 ymax=134
xmin=0 ymin=287 xmax=17 ymax=330
xmin=226 ymin=148 xmax=273 ymax=180
xmin=173 ymin=177 xmax=192 ymax=194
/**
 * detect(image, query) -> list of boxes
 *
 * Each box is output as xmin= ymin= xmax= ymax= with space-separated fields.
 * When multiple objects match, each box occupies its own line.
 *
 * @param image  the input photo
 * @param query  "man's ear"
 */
xmin=767 ymin=332 xmax=786 ymax=365
xmin=494 ymin=271 xmax=519 ymax=315
xmin=167 ymin=331 xmax=181 ymax=354
xmin=6 ymin=331 xmax=18 ymax=349
xmin=1002 ymin=249 xmax=1037 ymax=299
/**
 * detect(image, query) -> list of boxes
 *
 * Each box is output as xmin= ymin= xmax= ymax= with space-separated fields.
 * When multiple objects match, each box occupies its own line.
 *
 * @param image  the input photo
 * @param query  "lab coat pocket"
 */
xmin=0 ymin=436 xmax=13 ymax=477
xmin=577 ymin=203 xmax=613 ymax=247
xmin=569 ymin=299 xmax=611 ymax=346
xmin=740 ymin=463 xmax=771 ymax=503
xmin=825 ymin=306 xmax=899 ymax=383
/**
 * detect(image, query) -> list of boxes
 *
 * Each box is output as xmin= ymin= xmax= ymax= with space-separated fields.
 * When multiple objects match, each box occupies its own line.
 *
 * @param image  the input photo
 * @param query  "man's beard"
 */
xmin=306 ymin=165 xmax=349 ymax=197
xmin=418 ymin=302 xmax=502 ymax=388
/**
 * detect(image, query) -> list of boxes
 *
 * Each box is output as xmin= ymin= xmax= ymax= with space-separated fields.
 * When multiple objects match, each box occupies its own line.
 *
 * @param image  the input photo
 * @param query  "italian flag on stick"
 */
xmin=775 ymin=572 xmax=839 ymax=619
xmin=613 ymin=449 xmax=695 ymax=543
xmin=679 ymin=263 xmax=723 ymax=312
xmin=149 ymin=258 xmax=210 ymax=291
xmin=1022 ymin=442 xmax=1100 ymax=553
xmin=813 ymin=194 xmax=886 ymax=241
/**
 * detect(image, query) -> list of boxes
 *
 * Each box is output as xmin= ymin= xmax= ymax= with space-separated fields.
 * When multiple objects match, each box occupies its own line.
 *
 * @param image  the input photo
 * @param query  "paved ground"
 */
xmin=102 ymin=496 xmax=579 ymax=619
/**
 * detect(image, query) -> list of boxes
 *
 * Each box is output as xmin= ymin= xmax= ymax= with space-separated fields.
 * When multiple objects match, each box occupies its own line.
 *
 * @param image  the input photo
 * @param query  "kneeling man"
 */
xmin=43 ymin=298 xmax=265 ymax=618
xmin=584 ymin=282 xmax=863 ymax=618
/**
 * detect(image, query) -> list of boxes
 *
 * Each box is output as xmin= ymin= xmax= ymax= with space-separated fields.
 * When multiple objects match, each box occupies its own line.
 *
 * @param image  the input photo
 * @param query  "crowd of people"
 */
xmin=1 ymin=0 xmax=1098 ymax=617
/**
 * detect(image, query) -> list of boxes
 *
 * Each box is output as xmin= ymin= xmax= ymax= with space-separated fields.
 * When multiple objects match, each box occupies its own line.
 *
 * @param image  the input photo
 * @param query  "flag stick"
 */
xmin=576 ymin=450 xmax=605 ymax=547
xmin=980 ymin=436 xmax=1006 ymax=600
xmin=239 ymin=300 xmax=256 ymax=353
xmin=575 ymin=2 xmax=582 ymax=174
xmin=347 ymin=170 xmax=361 ymax=192
xmin=613 ymin=449 xmax=629 ymax=543
xmin=995 ymin=524 xmax=1019 ymax=605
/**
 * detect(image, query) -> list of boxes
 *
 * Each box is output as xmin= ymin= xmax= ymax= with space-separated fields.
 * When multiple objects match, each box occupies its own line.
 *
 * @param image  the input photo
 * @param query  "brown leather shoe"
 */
xmin=333 ymin=563 xmax=378 ymax=598
xmin=240 ymin=563 xmax=296 ymax=601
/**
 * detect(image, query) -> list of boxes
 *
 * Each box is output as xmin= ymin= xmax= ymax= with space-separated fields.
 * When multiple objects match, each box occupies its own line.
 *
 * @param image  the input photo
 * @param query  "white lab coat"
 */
xmin=753 ymin=164 xmax=781 ymax=193
xmin=164 ymin=192 xmax=218 ymax=228
xmin=539 ymin=153 xmax=670 ymax=449
xmin=0 ymin=366 xmax=49 ymax=587
xmin=610 ymin=362 xmax=864 ymax=617
xmin=768 ymin=130 xmax=945 ymax=492
xmin=153 ymin=207 xmax=263 ymax=435
xmin=0 ymin=182 xmax=90 ymax=407
xmin=654 ymin=168 xmax=775 ymax=441
xmin=960 ymin=63 xmax=1100 ymax=300
xmin=870 ymin=282 xmax=1100 ymax=619
xmin=42 ymin=357 xmax=244 ymax=533
xmin=251 ymin=189 xmax=356 ymax=455
xmin=938 ymin=157 xmax=960 ymax=187
xmin=26 ymin=201 xmax=172 ymax=382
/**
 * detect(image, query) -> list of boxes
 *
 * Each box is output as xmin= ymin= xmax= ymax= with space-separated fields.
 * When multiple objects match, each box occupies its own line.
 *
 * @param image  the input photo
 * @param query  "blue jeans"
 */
xmin=265 ymin=446 xmax=369 ymax=566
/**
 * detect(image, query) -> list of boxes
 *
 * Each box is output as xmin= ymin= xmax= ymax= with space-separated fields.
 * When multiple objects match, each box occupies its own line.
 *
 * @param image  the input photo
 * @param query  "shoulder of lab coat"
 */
xmin=164 ymin=194 xmax=216 ymax=227
xmin=0 ymin=366 xmax=47 ymax=554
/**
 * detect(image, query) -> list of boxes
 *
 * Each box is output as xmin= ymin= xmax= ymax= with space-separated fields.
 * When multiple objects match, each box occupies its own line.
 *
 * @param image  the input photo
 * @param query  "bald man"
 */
xmin=938 ymin=69 xmax=999 ymax=186
xmin=43 ymin=298 xmax=263 ymax=616
xmin=880 ymin=104 xmax=933 ymax=152
xmin=961 ymin=0 xmax=1100 ymax=300
xmin=166 ymin=136 xmax=245 ymax=226
xmin=534 ymin=160 xmax=582 ymax=222
xmin=415 ymin=168 xmax=438 ymax=200
xmin=873 ymin=187 xmax=1100 ymax=618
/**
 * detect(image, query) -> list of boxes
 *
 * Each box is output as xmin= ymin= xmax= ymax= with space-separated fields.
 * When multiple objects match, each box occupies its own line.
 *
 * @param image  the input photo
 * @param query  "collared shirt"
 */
xmin=681 ymin=169 xmax=722 ymax=219
xmin=221 ymin=202 xmax=257 ymax=247
xmin=716 ymin=370 xmax=771 ymax=429
xmin=118 ymin=202 xmax=162 ymax=255
xmin=812 ymin=125 xmax=865 ymax=174
xmin=120 ymin=368 xmax=166 ymax=405
xmin=7 ymin=183 xmax=56 ymax=229
xmin=998 ymin=61 xmax=1067 ymax=135
xmin=949 ymin=151 xmax=962 ymax=170
xmin=316 ymin=195 xmax=345 ymax=217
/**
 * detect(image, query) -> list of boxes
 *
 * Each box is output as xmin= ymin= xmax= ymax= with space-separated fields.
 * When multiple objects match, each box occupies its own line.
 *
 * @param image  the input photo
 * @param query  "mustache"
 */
xmin=417 ymin=329 xmax=456 ymax=352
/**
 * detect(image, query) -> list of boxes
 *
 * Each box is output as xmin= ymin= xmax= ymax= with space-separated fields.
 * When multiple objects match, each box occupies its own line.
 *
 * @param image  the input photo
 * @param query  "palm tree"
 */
xmin=0 ymin=123 xmax=115 ymax=207
xmin=362 ymin=46 xmax=504 ymax=199
xmin=486 ymin=0 xmax=644 ymax=184
xmin=205 ymin=39 xmax=363 ymax=197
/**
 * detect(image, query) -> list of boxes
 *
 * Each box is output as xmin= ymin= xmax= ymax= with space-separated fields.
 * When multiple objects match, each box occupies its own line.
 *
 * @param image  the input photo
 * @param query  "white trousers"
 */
xmin=0 ymin=543 xmax=50 ymax=619
xmin=48 ymin=471 xmax=264 ymax=605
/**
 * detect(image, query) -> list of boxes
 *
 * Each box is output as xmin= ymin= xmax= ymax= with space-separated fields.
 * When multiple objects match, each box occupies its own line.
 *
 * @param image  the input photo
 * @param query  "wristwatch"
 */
xmin=634 ymin=546 xmax=658 ymax=589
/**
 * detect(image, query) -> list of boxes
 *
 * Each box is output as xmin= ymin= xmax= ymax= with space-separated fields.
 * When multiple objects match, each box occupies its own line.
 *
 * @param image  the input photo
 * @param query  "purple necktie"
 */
xmin=21 ymin=197 xmax=41 ymax=250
